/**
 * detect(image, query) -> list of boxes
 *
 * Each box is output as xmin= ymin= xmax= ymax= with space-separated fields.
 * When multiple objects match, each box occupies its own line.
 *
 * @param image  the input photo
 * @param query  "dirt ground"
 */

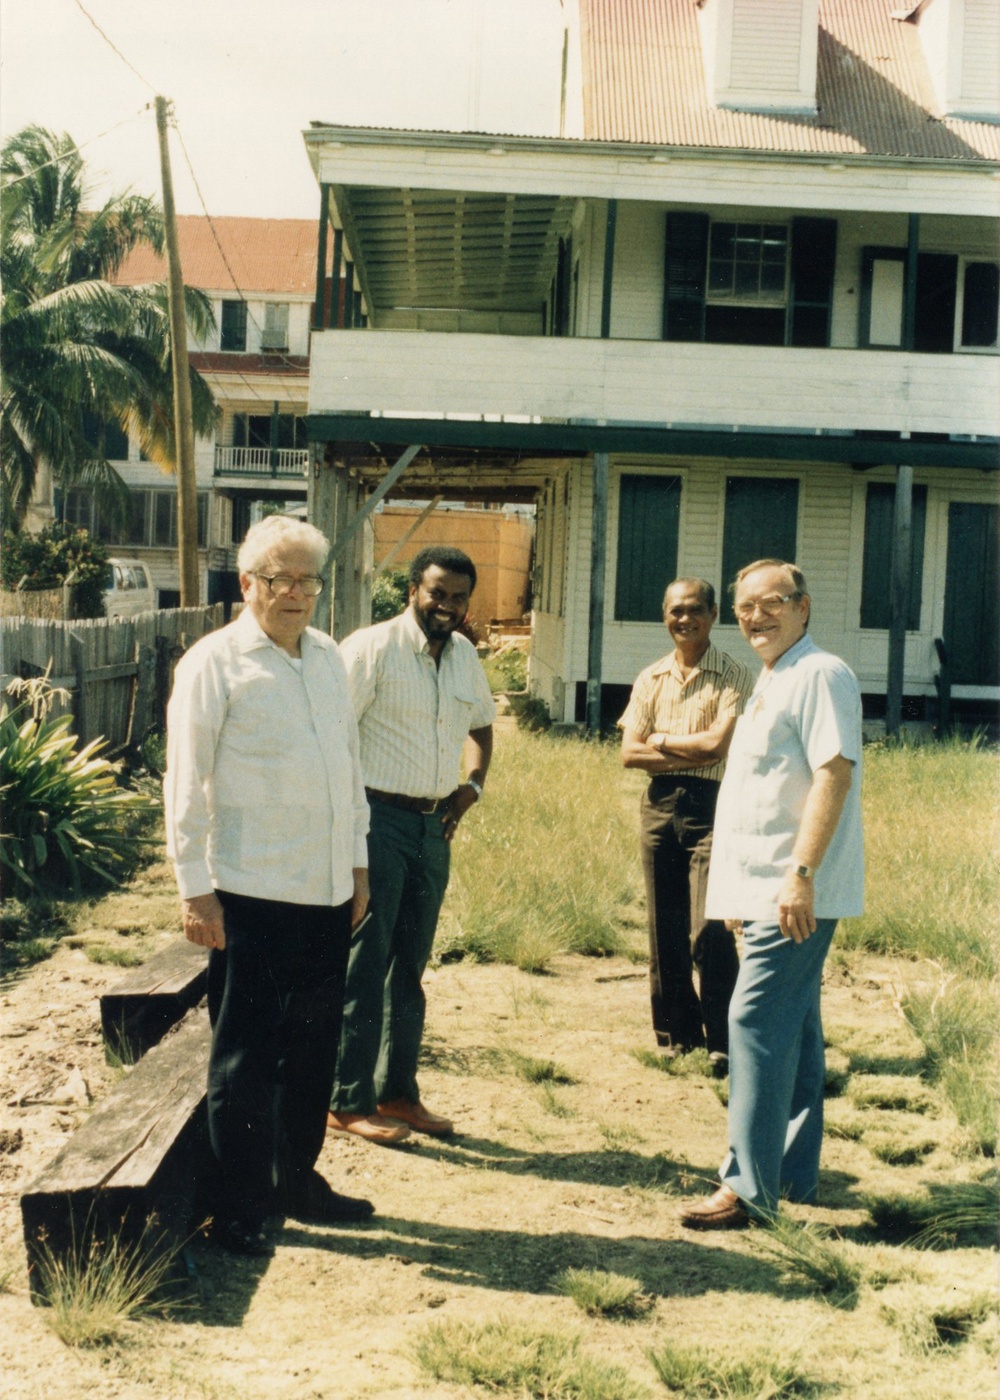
xmin=0 ymin=898 xmax=996 ymax=1399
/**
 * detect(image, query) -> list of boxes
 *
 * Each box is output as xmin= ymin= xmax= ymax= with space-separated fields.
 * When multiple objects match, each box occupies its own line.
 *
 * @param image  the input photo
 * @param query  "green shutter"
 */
xmin=615 ymin=474 xmax=681 ymax=621
xmin=789 ymin=217 xmax=837 ymax=347
xmin=663 ymin=212 xmax=708 ymax=342
xmin=860 ymin=484 xmax=927 ymax=630
xmin=943 ymin=503 xmax=999 ymax=685
xmin=720 ymin=477 xmax=799 ymax=623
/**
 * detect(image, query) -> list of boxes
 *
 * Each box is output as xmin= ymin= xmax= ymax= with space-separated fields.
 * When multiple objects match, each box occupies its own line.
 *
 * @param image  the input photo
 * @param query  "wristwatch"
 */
xmin=466 ymin=778 xmax=483 ymax=801
xmin=794 ymin=864 xmax=815 ymax=879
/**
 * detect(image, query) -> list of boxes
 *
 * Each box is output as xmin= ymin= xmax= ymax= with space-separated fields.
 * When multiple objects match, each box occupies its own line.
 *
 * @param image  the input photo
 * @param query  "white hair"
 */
xmin=237 ymin=515 xmax=330 ymax=575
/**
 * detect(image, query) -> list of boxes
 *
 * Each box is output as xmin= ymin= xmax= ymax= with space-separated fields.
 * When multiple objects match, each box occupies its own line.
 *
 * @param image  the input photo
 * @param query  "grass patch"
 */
xmin=511 ymin=1052 xmax=575 ymax=1085
xmin=902 ymin=978 xmax=998 ymax=1155
xmin=840 ymin=736 xmax=998 ymax=976
xmin=630 ymin=1047 xmax=713 ymax=1079
xmin=439 ymin=730 xmax=641 ymax=970
xmin=34 ymin=1222 xmax=183 ymax=1347
xmin=84 ymin=943 xmax=147 ymax=968
xmin=648 ymin=1339 xmax=818 ymax=1397
xmin=538 ymin=1082 xmax=576 ymax=1118
xmin=599 ymin=1122 xmax=645 ymax=1151
xmin=412 ymin=1317 xmax=650 ymax=1399
xmin=752 ymin=1216 xmax=866 ymax=1307
xmin=848 ymin=1075 xmax=935 ymax=1113
xmin=554 ymin=1267 xmax=654 ymax=1320
xmin=867 ymin=1134 xmax=936 ymax=1166
xmin=881 ymin=1292 xmax=995 ymax=1351
xmin=862 ymin=1179 xmax=999 ymax=1248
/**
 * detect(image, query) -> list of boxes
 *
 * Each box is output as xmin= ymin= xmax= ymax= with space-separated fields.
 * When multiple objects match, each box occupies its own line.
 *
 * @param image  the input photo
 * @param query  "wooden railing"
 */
xmin=213 ymin=446 xmax=309 ymax=477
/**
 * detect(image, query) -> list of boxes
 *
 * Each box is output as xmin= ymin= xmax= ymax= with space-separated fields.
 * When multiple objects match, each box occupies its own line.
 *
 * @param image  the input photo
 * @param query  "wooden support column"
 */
xmin=331 ymin=466 xmax=352 ymax=641
xmin=332 ymin=229 xmax=343 ymax=325
xmin=307 ymin=446 xmax=337 ymax=634
xmin=886 ymin=463 xmax=913 ymax=737
xmin=601 ymin=199 xmax=617 ymax=339
xmin=585 ymin=452 xmax=609 ymax=734
xmin=903 ymin=213 xmax=920 ymax=351
xmin=313 ymin=184 xmax=330 ymax=330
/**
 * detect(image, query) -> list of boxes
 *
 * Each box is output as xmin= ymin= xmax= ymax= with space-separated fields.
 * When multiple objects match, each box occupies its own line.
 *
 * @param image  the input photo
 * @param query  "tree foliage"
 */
xmin=1 ymin=521 xmax=109 ymax=618
xmin=0 ymin=125 xmax=217 ymax=526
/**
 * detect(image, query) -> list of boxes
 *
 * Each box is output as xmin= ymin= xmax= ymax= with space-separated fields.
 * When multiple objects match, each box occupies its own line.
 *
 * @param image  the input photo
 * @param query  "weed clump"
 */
xmin=648 ymin=1338 xmax=818 ymax=1397
xmin=554 ymin=1266 xmax=654 ymax=1320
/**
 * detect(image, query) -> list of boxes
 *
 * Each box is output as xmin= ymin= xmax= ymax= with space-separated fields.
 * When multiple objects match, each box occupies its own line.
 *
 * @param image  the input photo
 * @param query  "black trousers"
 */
xmin=639 ymin=775 xmax=738 ymax=1055
xmin=206 ymin=890 xmax=351 ymax=1226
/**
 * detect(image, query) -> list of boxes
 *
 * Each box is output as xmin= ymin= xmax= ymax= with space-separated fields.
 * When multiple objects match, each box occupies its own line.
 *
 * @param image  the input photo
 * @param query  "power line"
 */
xmin=1 ymin=106 xmax=154 ymax=188
xmin=72 ymin=0 xmax=157 ymax=93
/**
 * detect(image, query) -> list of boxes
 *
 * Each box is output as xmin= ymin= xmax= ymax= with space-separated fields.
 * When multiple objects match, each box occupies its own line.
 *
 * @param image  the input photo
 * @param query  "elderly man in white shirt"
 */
xmin=327 ymin=546 xmax=495 ymax=1145
xmin=165 ymin=515 xmax=373 ymax=1255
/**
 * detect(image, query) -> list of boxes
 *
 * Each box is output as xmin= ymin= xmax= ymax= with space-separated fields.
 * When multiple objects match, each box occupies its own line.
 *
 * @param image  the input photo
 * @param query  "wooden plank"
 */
xmin=21 ymin=1009 xmax=212 ymax=1293
xmin=100 ymin=940 xmax=209 ymax=1061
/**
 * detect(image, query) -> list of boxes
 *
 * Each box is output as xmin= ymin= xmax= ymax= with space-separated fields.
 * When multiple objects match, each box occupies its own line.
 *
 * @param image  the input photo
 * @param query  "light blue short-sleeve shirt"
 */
xmin=706 ymin=634 xmax=864 ymax=921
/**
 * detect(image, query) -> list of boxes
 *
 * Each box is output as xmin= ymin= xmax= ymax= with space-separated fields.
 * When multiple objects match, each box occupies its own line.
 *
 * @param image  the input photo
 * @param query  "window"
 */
xmin=720 ymin=477 xmax=799 ymax=624
xmin=261 ymin=302 xmax=289 ymax=351
xmin=860 ymin=483 xmax=927 ymax=630
xmin=705 ymin=222 xmax=788 ymax=346
xmin=614 ymin=474 xmax=681 ymax=622
xmin=220 ymin=299 xmax=248 ymax=351
xmin=81 ymin=411 xmax=129 ymax=460
xmin=232 ymin=412 xmax=308 ymax=450
xmin=63 ymin=488 xmax=93 ymax=530
xmin=958 ymin=261 xmax=999 ymax=350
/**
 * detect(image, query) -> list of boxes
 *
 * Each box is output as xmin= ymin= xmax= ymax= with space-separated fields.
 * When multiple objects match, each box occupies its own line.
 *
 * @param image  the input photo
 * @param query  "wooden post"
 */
xmin=585 ymin=452 xmax=609 ymax=734
xmin=903 ymin=213 xmax=919 ymax=352
xmin=313 ymin=184 xmax=330 ymax=330
xmin=601 ymin=199 xmax=617 ymax=339
xmin=308 ymin=447 xmax=337 ymax=634
xmin=127 ymin=643 xmax=157 ymax=758
xmin=331 ymin=466 xmax=351 ymax=641
xmin=886 ymin=463 xmax=913 ymax=737
xmin=69 ymin=631 xmax=86 ymax=743
xmin=155 ymin=97 xmax=199 ymax=607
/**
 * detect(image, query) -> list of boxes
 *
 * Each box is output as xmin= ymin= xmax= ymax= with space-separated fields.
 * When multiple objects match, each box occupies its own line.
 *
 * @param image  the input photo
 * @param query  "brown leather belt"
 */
xmin=365 ymin=787 xmax=450 ymax=815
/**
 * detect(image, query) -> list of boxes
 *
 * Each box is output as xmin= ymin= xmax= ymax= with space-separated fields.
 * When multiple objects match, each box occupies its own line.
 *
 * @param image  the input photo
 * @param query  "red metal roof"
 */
xmin=115 ymin=216 xmax=322 ymax=294
xmin=580 ymin=0 xmax=1000 ymax=160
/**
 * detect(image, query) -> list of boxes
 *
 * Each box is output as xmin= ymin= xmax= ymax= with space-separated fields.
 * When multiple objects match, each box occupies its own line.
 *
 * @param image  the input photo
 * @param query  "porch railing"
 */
xmin=213 ymin=447 xmax=309 ymax=477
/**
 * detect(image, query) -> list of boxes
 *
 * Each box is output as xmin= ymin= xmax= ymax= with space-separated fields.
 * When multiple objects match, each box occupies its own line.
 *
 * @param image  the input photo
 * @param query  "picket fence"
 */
xmin=0 ymin=606 xmax=225 ymax=752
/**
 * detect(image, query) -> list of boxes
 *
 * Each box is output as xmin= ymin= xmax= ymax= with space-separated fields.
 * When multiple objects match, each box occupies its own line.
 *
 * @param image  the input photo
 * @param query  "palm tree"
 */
xmin=1 ymin=126 xmax=216 ymax=526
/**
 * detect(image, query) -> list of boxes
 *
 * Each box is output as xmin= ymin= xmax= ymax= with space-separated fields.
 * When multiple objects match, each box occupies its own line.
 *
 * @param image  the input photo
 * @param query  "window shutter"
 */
xmin=944 ymin=503 xmax=999 ymax=685
xmin=789 ymin=217 xmax=837 ymax=347
xmin=860 ymin=483 xmax=927 ymax=630
xmin=914 ymin=254 xmax=958 ymax=354
xmin=663 ymin=212 xmax=709 ymax=342
xmin=720 ymin=477 xmax=799 ymax=623
xmin=614 ymin=475 xmax=682 ymax=621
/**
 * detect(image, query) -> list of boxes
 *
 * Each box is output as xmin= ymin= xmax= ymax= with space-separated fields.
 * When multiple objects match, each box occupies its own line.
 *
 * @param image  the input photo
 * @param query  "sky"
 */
xmin=0 ymin=0 xmax=574 ymax=220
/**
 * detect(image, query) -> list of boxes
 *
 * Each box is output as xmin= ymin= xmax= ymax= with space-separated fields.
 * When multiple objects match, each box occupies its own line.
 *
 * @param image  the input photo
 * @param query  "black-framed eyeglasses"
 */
xmin=734 ymin=591 xmax=800 ymax=620
xmin=252 ymin=573 xmax=325 ymax=597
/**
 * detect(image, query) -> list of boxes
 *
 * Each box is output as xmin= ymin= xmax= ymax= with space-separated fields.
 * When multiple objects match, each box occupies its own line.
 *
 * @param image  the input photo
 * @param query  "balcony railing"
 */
xmin=214 ymin=446 xmax=309 ymax=477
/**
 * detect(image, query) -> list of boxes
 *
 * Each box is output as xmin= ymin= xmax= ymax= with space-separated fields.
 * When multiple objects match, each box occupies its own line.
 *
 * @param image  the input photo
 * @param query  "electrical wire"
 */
xmin=1 ymin=106 xmax=154 ymax=187
xmin=72 ymin=0 xmax=157 ymax=93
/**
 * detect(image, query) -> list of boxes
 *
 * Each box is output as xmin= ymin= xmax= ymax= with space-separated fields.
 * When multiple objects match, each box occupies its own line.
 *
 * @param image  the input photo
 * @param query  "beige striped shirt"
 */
xmin=618 ymin=643 xmax=755 ymax=783
xmin=340 ymin=607 xmax=496 ymax=799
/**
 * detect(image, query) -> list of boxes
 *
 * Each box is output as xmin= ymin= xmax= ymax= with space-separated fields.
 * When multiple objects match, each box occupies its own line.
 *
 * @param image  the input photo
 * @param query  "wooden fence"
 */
xmin=0 ymin=606 xmax=224 ymax=752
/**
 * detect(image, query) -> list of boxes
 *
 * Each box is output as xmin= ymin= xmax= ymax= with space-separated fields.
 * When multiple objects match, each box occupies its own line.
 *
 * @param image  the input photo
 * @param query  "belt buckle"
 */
xmin=419 ymin=796 xmax=442 ymax=815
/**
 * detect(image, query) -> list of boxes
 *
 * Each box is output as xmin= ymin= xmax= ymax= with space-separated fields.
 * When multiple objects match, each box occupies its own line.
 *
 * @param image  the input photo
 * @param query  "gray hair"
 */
xmin=237 ymin=515 xmax=330 ymax=575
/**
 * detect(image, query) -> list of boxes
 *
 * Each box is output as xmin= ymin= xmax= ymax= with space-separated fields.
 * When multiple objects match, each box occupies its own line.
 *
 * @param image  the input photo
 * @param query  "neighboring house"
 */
xmin=302 ymin=0 xmax=999 ymax=730
xmin=65 ymin=218 xmax=320 ymax=605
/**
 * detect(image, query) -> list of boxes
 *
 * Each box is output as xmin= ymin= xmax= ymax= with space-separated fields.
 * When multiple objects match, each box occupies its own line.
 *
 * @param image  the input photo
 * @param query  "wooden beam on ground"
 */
xmin=21 ymin=1008 xmax=212 ymax=1295
xmin=100 ymin=940 xmax=209 ymax=1062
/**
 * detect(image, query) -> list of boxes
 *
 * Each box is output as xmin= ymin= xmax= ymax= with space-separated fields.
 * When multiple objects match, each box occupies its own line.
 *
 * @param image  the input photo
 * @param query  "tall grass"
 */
xmin=440 ymin=731 xmax=642 ymax=970
xmin=840 ymin=736 xmax=998 ymax=975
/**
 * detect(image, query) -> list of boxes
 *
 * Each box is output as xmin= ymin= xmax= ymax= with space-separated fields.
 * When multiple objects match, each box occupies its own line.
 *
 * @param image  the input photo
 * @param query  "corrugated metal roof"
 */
xmin=581 ymin=0 xmax=1000 ymax=160
xmin=114 ymin=216 xmax=323 ymax=295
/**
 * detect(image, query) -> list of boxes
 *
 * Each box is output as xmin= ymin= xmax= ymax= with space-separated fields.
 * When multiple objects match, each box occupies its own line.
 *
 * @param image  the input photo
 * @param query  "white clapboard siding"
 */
xmin=309 ymin=330 xmax=999 ymax=438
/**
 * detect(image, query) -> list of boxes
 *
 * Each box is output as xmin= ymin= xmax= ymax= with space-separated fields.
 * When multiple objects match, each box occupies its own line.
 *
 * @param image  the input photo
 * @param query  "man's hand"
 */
xmin=182 ymin=892 xmax=226 ymax=950
xmin=351 ymin=867 xmax=370 ymax=929
xmin=777 ymin=872 xmax=816 ymax=944
xmin=441 ymin=783 xmax=479 ymax=842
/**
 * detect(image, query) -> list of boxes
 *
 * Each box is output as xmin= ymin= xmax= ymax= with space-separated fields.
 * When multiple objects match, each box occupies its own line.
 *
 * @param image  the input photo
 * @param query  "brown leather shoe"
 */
xmin=326 ymin=1110 xmax=410 ymax=1145
xmin=679 ymin=1185 xmax=750 ymax=1230
xmin=377 ymin=1098 xmax=454 ymax=1137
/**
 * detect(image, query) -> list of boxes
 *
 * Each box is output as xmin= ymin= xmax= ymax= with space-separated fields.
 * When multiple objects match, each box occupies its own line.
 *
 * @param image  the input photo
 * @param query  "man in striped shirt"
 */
xmin=328 ymin=546 xmax=495 ymax=1145
xmin=620 ymin=578 xmax=754 ymax=1070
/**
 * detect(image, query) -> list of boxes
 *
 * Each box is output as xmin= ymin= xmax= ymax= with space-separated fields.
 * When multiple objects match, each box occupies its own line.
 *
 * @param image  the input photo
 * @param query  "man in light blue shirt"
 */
xmin=681 ymin=558 xmax=864 ymax=1229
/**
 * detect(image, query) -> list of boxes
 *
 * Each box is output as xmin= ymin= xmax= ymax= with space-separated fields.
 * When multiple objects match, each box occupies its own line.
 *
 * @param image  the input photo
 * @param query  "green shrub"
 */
xmin=483 ymin=647 xmax=528 ymax=693
xmin=371 ymin=567 xmax=409 ymax=622
xmin=0 ymin=678 xmax=153 ymax=896
xmin=1 ymin=522 xmax=109 ymax=618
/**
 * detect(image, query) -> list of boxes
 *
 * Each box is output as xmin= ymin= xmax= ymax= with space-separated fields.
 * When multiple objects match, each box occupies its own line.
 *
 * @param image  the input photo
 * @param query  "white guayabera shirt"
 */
xmin=706 ymin=634 xmax=865 ymax=923
xmin=341 ymin=608 xmax=496 ymax=800
xmin=164 ymin=607 xmax=369 ymax=907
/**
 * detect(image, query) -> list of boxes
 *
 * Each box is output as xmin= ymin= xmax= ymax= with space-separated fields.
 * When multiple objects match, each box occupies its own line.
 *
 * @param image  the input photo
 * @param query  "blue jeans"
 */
xmin=721 ymin=918 xmax=837 ymax=1217
xmin=332 ymin=800 xmax=451 ymax=1114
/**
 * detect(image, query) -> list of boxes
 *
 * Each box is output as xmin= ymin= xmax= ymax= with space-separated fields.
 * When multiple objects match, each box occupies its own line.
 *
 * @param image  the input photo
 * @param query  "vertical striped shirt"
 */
xmin=341 ymin=607 xmax=496 ymax=799
xmin=618 ymin=643 xmax=755 ymax=783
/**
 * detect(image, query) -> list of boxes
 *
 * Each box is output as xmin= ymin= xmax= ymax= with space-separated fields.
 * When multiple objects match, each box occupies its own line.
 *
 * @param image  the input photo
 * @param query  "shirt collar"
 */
xmin=400 ymin=604 xmax=453 ymax=658
xmin=651 ymin=641 xmax=726 ymax=681
xmin=771 ymin=631 xmax=817 ymax=674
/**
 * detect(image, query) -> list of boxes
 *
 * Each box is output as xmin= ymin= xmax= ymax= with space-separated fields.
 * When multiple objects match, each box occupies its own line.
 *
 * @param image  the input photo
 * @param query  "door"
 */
xmin=943 ymin=503 xmax=999 ymax=685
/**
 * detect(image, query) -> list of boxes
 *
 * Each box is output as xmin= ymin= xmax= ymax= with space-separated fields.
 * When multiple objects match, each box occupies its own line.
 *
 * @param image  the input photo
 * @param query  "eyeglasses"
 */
xmin=252 ymin=573 xmax=325 ymax=597
xmin=734 ymin=592 xmax=800 ymax=620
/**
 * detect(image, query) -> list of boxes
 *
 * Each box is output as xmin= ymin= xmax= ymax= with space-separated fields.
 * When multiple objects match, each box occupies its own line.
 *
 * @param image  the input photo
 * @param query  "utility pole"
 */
xmin=155 ymin=96 xmax=199 ymax=607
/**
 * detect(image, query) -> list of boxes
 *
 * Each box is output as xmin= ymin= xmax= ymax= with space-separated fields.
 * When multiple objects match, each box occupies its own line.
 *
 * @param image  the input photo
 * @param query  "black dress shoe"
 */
xmin=212 ymin=1218 xmax=272 ymax=1256
xmin=281 ymin=1169 xmax=375 ymax=1225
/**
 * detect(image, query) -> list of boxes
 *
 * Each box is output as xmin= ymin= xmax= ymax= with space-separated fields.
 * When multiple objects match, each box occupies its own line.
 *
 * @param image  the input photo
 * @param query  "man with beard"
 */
xmin=327 ymin=546 xmax=495 ymax=1145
